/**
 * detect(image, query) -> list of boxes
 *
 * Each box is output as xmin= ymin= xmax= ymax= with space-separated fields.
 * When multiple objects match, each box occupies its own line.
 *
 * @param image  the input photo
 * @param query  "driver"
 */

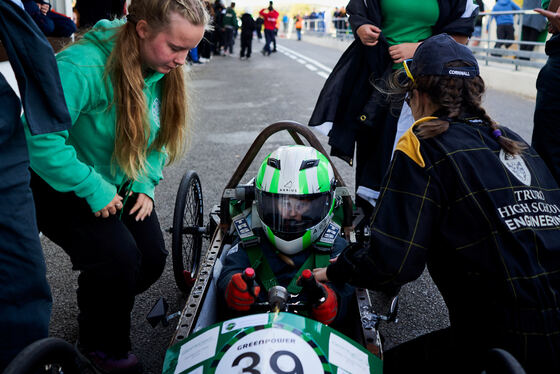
xmin=217 ymin=145 xmax=353 ymax=327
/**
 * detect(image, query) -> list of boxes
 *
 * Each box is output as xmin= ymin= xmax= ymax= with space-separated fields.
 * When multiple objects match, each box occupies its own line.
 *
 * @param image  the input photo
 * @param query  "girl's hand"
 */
xmin=39 ymin=3 xmax=49 ymax=15
xmin=312 ymin=267 xmax=329 ymax=283
xmin=388 ymin=42 xmax=421 ymax=63
xmin=94 ymin=194 xmax=123 ymax=218
xmin=356 ymin=24 xmax=382 ymax=46
xmin=129 ymin=193 xmax=153 ymax=221
xmin=535 ymin=8 xmax=560 ymax=33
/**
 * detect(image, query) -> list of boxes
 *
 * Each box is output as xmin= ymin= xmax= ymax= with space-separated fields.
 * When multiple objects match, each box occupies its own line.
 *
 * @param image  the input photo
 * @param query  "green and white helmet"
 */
xmin=255 ymin=145 xmax=336 ymax=255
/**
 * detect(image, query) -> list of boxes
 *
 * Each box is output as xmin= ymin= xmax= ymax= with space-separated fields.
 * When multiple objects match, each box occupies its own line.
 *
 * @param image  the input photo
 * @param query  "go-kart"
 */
xmin=2 ymin=122 xmax=527 ymax=374
xmin=155 ymin=121 xmax=399 ymax=373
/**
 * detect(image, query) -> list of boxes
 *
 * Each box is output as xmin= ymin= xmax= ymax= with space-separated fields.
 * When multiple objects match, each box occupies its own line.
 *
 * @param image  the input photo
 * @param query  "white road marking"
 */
xmin=277 ymin=44 xmax=333 ymax=73
xmin=277 ymin=44 xmax=333 ymax=80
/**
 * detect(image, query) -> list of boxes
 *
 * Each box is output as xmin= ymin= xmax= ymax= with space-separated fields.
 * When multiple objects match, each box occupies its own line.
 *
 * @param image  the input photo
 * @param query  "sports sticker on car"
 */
xmin=215 ymin=328 xmax=324 ymax=373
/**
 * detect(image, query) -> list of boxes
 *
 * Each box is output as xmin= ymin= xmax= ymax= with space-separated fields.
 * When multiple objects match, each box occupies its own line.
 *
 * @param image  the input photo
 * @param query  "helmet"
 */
xmin=255 ymin=145 xmax=335 ymax=255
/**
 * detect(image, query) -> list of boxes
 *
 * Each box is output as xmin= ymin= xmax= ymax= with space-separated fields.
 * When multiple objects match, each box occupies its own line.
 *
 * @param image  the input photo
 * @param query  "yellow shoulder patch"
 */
xmin=395 ymin=117 xmax=437 ymax=168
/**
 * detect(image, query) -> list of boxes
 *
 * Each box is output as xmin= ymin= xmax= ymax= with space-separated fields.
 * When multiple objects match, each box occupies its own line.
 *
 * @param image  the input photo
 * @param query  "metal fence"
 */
xmin=471 ymin=10 xmax=547 ymax=70
xmin=300 ymin=10 xmax=549 ymax=70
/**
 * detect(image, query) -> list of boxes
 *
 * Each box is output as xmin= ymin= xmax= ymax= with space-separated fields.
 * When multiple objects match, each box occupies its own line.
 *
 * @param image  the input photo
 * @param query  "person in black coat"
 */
xmin=255 ymin=15 xmax=263 ymax=40
xmin=531 ymin=1 xmax=560 ymax=185
xmin=0 ymin=0 xmax=71 ymax=369
xmin=315 ymin=34 xmax=560 ymax=374
xmin=308 ymin=0 xmax=478 ymax=222
xmin=22 ymin=0 xmax=76 ymax=37
xmin=74 ymin=0 xmax=125 ymax=29
xmin=240 ymin=10 xmax=255 ymax=59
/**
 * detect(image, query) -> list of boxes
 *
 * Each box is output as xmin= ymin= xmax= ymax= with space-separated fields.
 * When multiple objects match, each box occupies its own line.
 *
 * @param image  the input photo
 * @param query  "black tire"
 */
xmin=172 ymin=170 xmax=204 ymax=294
xmin=483 ymin=348 xmax=526 ymax=374
xmin=4 ymin=337 xmax=85 ymax=374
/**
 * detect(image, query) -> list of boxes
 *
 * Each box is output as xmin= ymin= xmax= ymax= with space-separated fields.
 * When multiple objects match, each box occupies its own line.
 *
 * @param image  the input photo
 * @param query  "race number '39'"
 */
xmin=215 ymin=328 xmax=323 ymax=373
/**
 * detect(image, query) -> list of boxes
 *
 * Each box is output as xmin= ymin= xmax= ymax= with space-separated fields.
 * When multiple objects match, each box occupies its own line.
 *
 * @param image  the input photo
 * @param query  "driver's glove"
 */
xmin=311 ymin=284 xmax=338 ymax=325
xmin=225 ymin=273 xmax=261 ymax=311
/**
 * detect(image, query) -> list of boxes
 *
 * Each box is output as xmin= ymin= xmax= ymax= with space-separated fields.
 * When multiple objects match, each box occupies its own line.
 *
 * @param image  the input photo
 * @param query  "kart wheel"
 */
xmin=172 ymin=170 xmax=204 ymax=295
xmin=3 ymin=338 xmax=85 ymax=374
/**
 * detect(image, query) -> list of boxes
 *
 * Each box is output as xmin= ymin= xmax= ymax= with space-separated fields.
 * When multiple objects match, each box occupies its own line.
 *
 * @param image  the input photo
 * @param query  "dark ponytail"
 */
xmin=380 ymin=62 xmax=526 ymax=155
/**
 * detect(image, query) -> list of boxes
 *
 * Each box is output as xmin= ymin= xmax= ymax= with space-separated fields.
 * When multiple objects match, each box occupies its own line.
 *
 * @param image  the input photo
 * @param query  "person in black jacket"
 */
xmin=74 ymin=0 xmax=125 ymax=29
xmin=314 ymin=34 xmax=560 ymax=374
xmin=308 ymin=0 xmax=478 ymax=222
xmin=22 ymin=0 xmax=76 ymax=37
xmin=0 ymin=0 xmax=72 ymax=369
xmin=531 ymin=1 xmax=560 ymax=186
xmin=255 ymin=15 xmax=264 ymax=40
xmin=240 ymin=9 xmax=255 ymax=59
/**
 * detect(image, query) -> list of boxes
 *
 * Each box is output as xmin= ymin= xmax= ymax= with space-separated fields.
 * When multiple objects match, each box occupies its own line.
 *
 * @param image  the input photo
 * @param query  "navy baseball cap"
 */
xmin=408 ymin=34 xmax=479 ymax=80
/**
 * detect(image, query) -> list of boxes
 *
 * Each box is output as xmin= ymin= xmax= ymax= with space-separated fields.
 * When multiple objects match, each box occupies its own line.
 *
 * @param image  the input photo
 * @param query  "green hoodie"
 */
xmin=24 ymin=19 xmax=167 ymax=212
xmin=223 ymin=7 xmax=238 ymax=28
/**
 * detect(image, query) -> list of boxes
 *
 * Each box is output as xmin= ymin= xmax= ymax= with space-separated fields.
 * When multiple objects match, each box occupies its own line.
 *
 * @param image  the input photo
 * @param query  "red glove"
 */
xmin=225 ymin=273 xmax=261 ymax=311
xmin=311 ymin=284 xmax=338 ymax=325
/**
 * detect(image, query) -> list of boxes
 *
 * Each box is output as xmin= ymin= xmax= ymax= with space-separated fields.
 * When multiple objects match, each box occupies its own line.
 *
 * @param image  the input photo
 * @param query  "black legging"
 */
xmin=30 ymin=171 xmax=167 ymax=356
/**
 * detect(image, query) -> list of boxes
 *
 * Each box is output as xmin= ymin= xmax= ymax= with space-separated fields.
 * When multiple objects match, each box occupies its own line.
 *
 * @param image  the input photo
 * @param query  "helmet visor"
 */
xmin=256 ymin=190 xmax=333 ymax=241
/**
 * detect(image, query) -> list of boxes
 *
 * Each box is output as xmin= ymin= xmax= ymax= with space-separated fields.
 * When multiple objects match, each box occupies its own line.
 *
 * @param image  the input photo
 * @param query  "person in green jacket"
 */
xmin=23 ymin=0 xmax=209 ymax=372
xmin=222 ymin=1 xmax=238 ymax=54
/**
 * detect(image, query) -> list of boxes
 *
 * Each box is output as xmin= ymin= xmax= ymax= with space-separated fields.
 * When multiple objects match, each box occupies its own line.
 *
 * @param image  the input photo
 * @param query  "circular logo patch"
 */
xmin=215 ymin=328 xmax=324 ymax=373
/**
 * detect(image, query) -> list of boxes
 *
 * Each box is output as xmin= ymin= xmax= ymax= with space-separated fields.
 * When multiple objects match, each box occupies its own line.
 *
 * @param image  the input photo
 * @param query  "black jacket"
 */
xmin=75 ymin=0 xmax=125 ymax=29
xmin=0 ymin=0 xmax=70 ymax=369
xmin=308 ymin=0 xmax=478 ymax=164
xmin=328 ymin=118 xmax=560 ymax=372
xmin=241 ymin=13 xmax=255 ymax=37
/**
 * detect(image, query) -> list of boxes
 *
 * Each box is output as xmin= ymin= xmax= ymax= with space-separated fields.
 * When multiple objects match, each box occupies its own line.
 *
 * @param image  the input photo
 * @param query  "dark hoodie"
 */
xmin=241 ymin=12 xmax=255 ymax=36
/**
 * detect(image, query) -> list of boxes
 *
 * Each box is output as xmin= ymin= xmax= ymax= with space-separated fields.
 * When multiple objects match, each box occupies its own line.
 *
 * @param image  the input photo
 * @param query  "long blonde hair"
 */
xmin=106 ymin=0 xmax=209 ymax=180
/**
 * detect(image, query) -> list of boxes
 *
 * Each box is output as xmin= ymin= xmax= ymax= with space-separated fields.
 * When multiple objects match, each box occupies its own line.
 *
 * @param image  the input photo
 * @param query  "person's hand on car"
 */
xmin=225 ymin=273 xmax=261 ymax=311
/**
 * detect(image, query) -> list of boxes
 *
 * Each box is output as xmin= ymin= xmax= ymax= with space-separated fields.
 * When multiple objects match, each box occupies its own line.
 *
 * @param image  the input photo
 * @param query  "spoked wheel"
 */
xmin=172 ymin=170 xmax=204 ymax=295
xmin=4 ymin=337 xmax=87 ymax=374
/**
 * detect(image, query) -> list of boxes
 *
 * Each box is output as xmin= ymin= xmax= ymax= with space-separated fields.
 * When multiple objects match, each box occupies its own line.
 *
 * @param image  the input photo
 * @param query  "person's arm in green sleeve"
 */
xmin=23 ymin=61 xmax=116 ymax=213
xmin=130 ymin=148 xmax=167 ymax=201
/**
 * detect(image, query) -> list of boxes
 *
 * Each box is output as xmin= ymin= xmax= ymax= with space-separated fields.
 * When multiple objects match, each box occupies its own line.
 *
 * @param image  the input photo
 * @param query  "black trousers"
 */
xmin=30 ymin=172 xmax=167 ymax=355
xmin=264 ymin=28 xmax=275 ymax=53
xmin=240 ymin=34 xmax=252 ymax=57
xmin=520 ymin=25 xmax=540 ymax=52
xmin=495 ymin=24 xmax=515 ymax=49
xmin=532 ymin=41 xmax=560 ymax=185
xmin=225 ymin=27 xmax=234 ymax=53
xmin=519 ymin=26 xmax=541 ymax=60
xmin=198 ymin=31 xmax=212 ymax=59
